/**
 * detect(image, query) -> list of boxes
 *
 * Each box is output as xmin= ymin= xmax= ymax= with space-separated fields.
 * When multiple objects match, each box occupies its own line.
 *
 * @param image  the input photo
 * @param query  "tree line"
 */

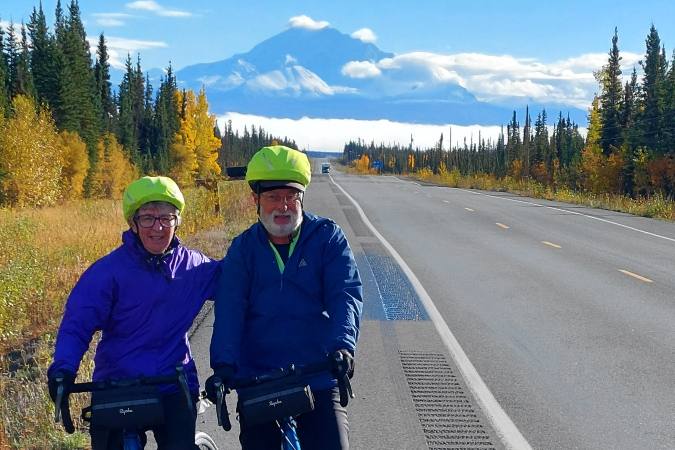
xmin=0 ymin=0 xmax=296 ymax=208
xmin=343 ymin=25 xmax=675 ymax=199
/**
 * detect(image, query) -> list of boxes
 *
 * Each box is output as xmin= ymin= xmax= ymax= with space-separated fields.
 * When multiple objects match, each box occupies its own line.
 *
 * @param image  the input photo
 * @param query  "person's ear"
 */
xmin=129 ymin=219 xmax=138 ymax=234
xmin=250 ymin=192 xmax=259 ymax=206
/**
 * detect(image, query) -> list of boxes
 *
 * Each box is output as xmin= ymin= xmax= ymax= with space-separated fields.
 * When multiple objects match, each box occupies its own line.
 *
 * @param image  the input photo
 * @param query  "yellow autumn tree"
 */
xmin=580 ymin=96 xmax=622 ymax=194
xmin=354 ymin=154 xmax=370 ymax=173
xmin=169 ymin=90 xmax=199 ymax=185
xmin=57 ymin=130 xmax=89 ymax=200
xmin=89 ymin=133 xmax=137 ymax=199
xmin=0 ymin=95 xmax=63 ymax=207
xmin=194 ymin=88 xmax=222 ymax=180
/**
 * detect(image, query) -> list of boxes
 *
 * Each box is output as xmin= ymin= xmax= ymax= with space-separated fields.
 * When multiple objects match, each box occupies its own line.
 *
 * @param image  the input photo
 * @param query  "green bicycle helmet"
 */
xmin=122 ymin=176 xmax=185 ymax=222
xmin=245 ymin=146 xmax=311 ymax=192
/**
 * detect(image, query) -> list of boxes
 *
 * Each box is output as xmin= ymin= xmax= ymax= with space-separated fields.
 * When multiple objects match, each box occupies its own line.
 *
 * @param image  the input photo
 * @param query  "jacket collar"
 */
xmin=122 ymin=229 xmax=180 ymax=266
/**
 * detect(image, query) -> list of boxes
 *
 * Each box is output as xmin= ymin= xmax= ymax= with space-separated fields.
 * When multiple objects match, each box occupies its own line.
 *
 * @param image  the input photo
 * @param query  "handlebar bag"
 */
xmin=238 ymin=382 xmax=315 ymax=426
xmin=90 ymin=385 xmax=164 ymax=430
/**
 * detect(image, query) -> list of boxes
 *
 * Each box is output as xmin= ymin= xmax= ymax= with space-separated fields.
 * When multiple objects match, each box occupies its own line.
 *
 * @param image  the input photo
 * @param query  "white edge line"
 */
xmin=459 ymin=188 xmax=675 ymax=243
xmin=332 ymin=177 xmax=533 ymax=450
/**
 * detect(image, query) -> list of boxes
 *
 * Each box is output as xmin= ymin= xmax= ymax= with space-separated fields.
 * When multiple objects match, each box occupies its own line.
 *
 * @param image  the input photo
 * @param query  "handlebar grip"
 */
xmin=214 ymin=379 xmax=232 ymax=431
xmin=176 ymin=366 xmax=194 ymax=412
xmin=338 ymin=375 xmax=349 ymax=407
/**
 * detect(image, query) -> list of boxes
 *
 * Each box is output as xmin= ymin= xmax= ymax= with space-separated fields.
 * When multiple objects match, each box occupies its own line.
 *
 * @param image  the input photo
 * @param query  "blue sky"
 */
xmin=3 ymin=0 xmax=675 ymax=71
xmin=3 ymin=1 xmax=675 ymax=150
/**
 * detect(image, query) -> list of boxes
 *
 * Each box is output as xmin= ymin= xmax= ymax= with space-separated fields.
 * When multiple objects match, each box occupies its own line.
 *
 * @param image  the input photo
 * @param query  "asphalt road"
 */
xmin=186 ymin=166 xmax=674 ymax=449
xmin=328 ymin=170 xmax=675 ymax=449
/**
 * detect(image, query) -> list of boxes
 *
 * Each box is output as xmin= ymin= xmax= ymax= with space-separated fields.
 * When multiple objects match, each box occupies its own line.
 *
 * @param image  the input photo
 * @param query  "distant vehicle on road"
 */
xmin=321 ymin=162 xmax=330 ymax=174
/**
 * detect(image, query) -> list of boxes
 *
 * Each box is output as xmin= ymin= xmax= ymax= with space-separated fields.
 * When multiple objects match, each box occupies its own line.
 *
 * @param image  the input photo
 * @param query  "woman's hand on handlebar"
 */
xmin=47 ymin=370 xmax=76 ymax=433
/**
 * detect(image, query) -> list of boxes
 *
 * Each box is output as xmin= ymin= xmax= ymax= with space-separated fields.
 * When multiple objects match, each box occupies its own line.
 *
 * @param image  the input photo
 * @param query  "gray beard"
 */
xmin=260 ymin=210 xmax=302 ymax=237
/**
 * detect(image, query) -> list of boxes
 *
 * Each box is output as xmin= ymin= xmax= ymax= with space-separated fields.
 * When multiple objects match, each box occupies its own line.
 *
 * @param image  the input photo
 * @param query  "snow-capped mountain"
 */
xmin=174 ymin=26 xmax=586 ymax=125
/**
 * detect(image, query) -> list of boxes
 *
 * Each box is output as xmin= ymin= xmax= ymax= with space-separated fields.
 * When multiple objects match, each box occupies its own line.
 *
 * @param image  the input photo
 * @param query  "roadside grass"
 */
xmin=401 ymin=167 xmax=675 ymax=221
xmin=0 ymin=180 xmax=255 ymax=449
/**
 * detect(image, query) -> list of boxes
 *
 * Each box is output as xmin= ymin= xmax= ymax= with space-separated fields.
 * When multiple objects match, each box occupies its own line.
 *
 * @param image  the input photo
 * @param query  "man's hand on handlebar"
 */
xmin=331 ymin=349 xmax=354 ymax=379
xmin=205 ymin=364 xmax=236 ymax=403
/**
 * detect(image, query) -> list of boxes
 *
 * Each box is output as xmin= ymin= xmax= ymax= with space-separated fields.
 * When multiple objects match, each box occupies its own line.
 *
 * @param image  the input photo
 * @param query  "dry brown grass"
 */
xmin=410 ymin=170 xmax=675 ymax=221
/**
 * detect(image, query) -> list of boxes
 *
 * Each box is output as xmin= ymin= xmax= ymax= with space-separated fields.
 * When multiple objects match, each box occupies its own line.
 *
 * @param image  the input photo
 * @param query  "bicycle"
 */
xmin=212 ymin=353 xmax=354 ymax=450
xmin=53 ymin=365 xmax=218 ymax=450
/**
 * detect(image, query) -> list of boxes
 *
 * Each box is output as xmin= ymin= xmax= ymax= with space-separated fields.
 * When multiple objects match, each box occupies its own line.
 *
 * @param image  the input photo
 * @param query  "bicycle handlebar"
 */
xmin=215 ymin=355 xmax=354 ymax=431
xmin=53 ymin=365 xmax=193 ymax=432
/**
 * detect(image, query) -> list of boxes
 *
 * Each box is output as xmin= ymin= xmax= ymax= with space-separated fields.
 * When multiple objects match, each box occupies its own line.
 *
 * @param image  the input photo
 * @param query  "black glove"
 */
xmin=48 ymin=370 xmax=76 ymax=433
xmin=48 ymin=370 xmax=76 ymax=403
xmin=205 ymin=364 xmax=236 ymax=403
xmin=331 ymin=349 xmax=355 ymax=379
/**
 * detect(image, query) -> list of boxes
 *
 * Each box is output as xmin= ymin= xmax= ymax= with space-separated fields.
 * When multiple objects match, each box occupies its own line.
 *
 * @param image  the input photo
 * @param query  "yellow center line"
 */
xmin=618 ymin=269 xmax=653 ymax=283
xmin=496 ymin=223 xmax=509 ymax=229
xmin=542 ymin=241 xmax=561 ymax=249
xmin=443 ymin=200 xmax=449 ymax=203
xmin=465 ymin=207 xmax=474 ymax=212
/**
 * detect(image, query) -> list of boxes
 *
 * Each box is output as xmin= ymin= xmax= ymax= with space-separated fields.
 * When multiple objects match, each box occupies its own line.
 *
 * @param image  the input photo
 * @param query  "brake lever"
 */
xmin=54 ymin=381 xmax=64 ymax=423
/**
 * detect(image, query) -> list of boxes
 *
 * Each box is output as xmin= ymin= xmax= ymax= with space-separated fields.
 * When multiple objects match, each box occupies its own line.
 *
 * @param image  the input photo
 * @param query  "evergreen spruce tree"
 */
xmin=57 ymin=0 xmax=103 ymax=194
xmin=5 ymin=23 xmax=20 ymax=98
xmin=14 ymin=24 xmax=36 ymax=99
xmin=0 ymin=21 xmax=10 ymax=112
xmin=140 ymin=73 xmax=155 ymax=171
xmin=117 ymin=54 xmax=137 ymax=163
xmin=640 ymin=25 xmax=667 ymax=155
xmin=621 ymin=68 xmax=640 ymax=195
xmin=152 ymin=64 xmax=180 ymax=174
xmin=522 ymin=105 xmax=532 ymax=177
xmin=28 ymin=4 xmax=60 ymax=112
xmin=506 ymin=111 xmax=520 ymax=166
xmin=665 ymin=50 xmax=675 ymax=155
xmin=533 ymin=110 xmax=550 ymax=177
xmin=599 ymin=28 xmax=623 ymax=156
xmin=94 ymin=33 xmax=115 ymax=132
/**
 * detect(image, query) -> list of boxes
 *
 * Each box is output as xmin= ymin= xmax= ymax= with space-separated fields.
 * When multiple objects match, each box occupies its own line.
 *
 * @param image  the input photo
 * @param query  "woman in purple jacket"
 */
xmin=47 ymin=176 xmax=219 ymax=450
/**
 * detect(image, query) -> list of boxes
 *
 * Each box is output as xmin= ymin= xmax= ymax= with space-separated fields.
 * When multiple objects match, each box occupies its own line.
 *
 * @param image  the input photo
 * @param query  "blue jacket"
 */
xmin=210 ymin=212 xmax=363 ymax=389
xmin=48 ymin=230 xmax=219 ymax=394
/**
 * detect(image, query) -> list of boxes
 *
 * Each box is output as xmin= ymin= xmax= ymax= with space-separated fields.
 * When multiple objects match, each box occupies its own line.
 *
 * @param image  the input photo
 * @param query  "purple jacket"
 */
xmin=48 ymin=230 xmax=219 ymax=394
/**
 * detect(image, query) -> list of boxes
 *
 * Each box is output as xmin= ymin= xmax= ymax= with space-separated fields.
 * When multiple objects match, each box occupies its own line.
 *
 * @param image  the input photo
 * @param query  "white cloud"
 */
xmin=288 ymin=15 xmax=329 ymax=30
xmin=355 ymin=50 xmax=646 ymax=109
xmin=88 ymin=36 xmax=168 ymax=69
xmin=126 ymin=1 xmax=191 ymax=18
xmin=93 ymin=13 xmax=133 ymax=27
xmin=218 ymin=112 xmax=505 ymax=152
xmin=97 ymin=18 xmax=126 ymax=27
xmin=342 ymin=61 xmax=381 ymax=79
xmin=351 ymin=28 xmax=377 ymax=43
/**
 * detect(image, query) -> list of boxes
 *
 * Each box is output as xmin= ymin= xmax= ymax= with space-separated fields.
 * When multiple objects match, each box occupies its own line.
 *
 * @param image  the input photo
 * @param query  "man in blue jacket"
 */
xmin=48 ymin=176 xmax=219 ymax=450
xmin=208 ymin=146 xmax=363 ymax=450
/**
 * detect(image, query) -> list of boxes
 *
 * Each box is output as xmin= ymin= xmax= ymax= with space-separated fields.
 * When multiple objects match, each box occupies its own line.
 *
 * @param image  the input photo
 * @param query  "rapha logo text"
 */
xmin=269 ymin=399 xmax=282 ymax=407
xmin=119 ymin=408 xmax=134 ymax=415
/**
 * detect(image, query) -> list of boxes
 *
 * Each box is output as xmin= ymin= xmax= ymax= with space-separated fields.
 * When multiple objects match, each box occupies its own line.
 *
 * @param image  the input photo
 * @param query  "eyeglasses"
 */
xmin=259 ymin=192 xmax=302 ymax=205
xmin=134 ymin=214 xmax=178 ymax=228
